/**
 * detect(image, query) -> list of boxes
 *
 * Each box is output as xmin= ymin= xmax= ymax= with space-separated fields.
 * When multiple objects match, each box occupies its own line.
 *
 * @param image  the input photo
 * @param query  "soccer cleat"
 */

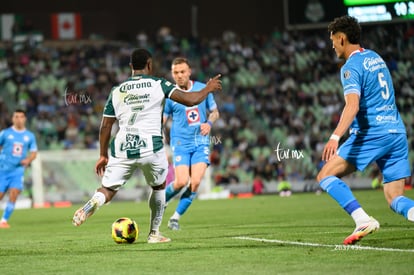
xmin=147 ymin=231 xmax=171 ymax=244
xmin=167 ymin=219 xmax=180 ymax=230
xmin=72 ymin=198 xmax=99 ymax=226
xmin=343 ymin=217 xmax=380 ymax=245
xmin=0 ymin=221 xmax=10 ymax=229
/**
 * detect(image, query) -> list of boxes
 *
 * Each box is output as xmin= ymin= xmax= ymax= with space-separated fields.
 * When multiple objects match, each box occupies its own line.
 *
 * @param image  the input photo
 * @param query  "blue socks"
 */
xmin=176 ymin=188 xmax=197 ymax=215
xmin=166 ymin=183 xmax=197 ymax=217
xmin=320 ymin=176 xmax=414 ymax=222
xmin=390 ymin=195 xmax=414 ymax=220
xmin=165 ymin=183 xmax=181 ymax=203
xmin=2 ymin=202 xmax=15 ymax=221
xmin=319 ymin=176 xmax=361 ymax=215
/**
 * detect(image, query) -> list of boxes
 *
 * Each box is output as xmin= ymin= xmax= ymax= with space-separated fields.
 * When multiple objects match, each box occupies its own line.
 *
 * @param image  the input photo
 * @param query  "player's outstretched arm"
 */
xmin=170 ymin=74 xmax=222 ymax=106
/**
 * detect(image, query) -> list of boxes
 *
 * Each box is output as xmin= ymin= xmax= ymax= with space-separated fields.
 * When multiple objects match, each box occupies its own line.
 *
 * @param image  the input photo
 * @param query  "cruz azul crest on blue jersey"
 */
xmin=185 ymin=106 xmax=200 ymax=126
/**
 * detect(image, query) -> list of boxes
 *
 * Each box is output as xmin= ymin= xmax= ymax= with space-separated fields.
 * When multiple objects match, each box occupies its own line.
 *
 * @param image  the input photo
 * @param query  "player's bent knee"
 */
xmin=174 ymin=180 xmax=188 ymax=189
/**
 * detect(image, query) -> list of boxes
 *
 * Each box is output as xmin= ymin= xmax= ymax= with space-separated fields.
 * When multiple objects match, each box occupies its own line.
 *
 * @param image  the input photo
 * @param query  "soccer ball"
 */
xmin=111 ymin=217 xmax=139 ymax=244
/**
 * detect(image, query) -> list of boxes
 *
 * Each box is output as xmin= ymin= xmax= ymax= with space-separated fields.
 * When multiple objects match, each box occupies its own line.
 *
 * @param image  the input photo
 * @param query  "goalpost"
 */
xmin=31 ymin=148 xmax=157 ymax=207
xmin=31 ymin=149 xmax=102 ymax=207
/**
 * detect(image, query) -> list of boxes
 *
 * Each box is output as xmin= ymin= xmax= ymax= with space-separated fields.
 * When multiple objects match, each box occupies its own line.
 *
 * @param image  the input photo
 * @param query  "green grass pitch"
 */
xmin=1 ymin=189 xmax=413 ymax=274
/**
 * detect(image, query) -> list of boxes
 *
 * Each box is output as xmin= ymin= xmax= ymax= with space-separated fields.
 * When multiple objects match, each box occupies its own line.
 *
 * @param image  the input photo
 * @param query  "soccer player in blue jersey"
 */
xmin=0 ymin=109 xmax=37 ymax=228
xmin=163 ymin=57 xmax=220 ymax=230
xmin=317 ymin=15 xmax=414 ymax=245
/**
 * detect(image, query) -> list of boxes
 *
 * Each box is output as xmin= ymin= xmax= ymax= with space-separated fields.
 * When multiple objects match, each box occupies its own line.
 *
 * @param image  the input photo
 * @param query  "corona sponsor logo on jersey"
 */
xmin=363 ymin=57 xmax=386 ymax=72
xmin=119 ymin=81 xmax=152 ymax=93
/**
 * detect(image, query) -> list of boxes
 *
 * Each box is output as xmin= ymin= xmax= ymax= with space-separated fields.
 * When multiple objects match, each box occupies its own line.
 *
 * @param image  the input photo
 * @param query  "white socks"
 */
xmin=149 ymin=189 xmax=165 ymax=232
xmin=407 ymin=207 xmax=414 ymax=222
xmin=351 ymin=208 xmax=371 ymax=226
xmin=171 ymin=211 xmax=181 ymax=220
xmin=92 ymin=192 xmax=106 ymax=207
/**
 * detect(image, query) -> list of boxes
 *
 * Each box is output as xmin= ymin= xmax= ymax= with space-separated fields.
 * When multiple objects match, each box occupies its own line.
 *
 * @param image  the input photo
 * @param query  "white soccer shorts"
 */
xmin=102 ymin=148 xmax=168 ymax=190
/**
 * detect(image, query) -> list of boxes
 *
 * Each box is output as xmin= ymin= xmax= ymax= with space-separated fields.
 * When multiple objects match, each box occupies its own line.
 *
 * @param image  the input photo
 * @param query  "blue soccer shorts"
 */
xmin=171 ymin=143 xmax=210 ymax=167
xmin=0 ymin=170 xmax=24 ymax=192
xmin=338 ymin=133 xmax=410 ymax=183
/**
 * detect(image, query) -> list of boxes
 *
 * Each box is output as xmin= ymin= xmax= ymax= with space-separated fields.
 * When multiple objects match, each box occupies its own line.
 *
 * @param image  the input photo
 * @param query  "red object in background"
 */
xmin=252 ymin=178 xmax=264 ymax=195
xmin=51 ymin=13 xmax=82 ymax=39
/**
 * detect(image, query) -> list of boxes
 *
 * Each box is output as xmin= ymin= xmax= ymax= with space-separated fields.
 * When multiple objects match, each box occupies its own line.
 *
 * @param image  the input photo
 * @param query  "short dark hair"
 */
xmin=172 ymin=57 xmax=191 ymax=68
xmin=130 ymin=48 xmax=152 ymax=70
xmin=328 ymin=15 xmax=361 ymax=44
xmin=14 ymin=108 xmax=26 ymax=115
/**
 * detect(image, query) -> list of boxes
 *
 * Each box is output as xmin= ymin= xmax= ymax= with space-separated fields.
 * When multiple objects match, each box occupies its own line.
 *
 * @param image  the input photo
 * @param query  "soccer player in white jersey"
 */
xmin=0 ymin=109 xmax=38 ymax=228
xmin=163 ymin=57 xmax=219 ymax=230
xmin=317 ymin=15 xmax=414 ymax=245
xmin=72 ymin=48 xmax=222 ymax=243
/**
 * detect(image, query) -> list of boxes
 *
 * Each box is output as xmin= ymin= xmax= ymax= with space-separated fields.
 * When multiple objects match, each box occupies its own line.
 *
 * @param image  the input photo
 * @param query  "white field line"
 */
xmin=233 ymin=236 xmax=414 ymax=253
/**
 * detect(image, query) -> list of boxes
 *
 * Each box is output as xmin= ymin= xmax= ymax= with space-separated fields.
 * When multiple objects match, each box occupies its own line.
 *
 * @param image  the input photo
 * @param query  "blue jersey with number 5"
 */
xmin=341 ymin=48 xmax=406 ymax=135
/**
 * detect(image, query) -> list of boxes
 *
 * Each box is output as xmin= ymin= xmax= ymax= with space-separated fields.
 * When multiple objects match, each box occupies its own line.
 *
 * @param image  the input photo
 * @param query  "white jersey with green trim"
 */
xmin=103 ymin=74 xmax=176 ymax=159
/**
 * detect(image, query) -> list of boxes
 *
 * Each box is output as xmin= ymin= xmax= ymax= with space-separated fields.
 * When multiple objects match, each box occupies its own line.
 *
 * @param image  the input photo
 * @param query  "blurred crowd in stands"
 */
xmin=1 ymin=22 xmax=413 ymax=187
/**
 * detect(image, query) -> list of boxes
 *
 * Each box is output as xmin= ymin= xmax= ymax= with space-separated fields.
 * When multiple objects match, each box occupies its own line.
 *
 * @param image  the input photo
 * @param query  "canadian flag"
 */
xmin=51 ymin=13 xmax=82 ymax=39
